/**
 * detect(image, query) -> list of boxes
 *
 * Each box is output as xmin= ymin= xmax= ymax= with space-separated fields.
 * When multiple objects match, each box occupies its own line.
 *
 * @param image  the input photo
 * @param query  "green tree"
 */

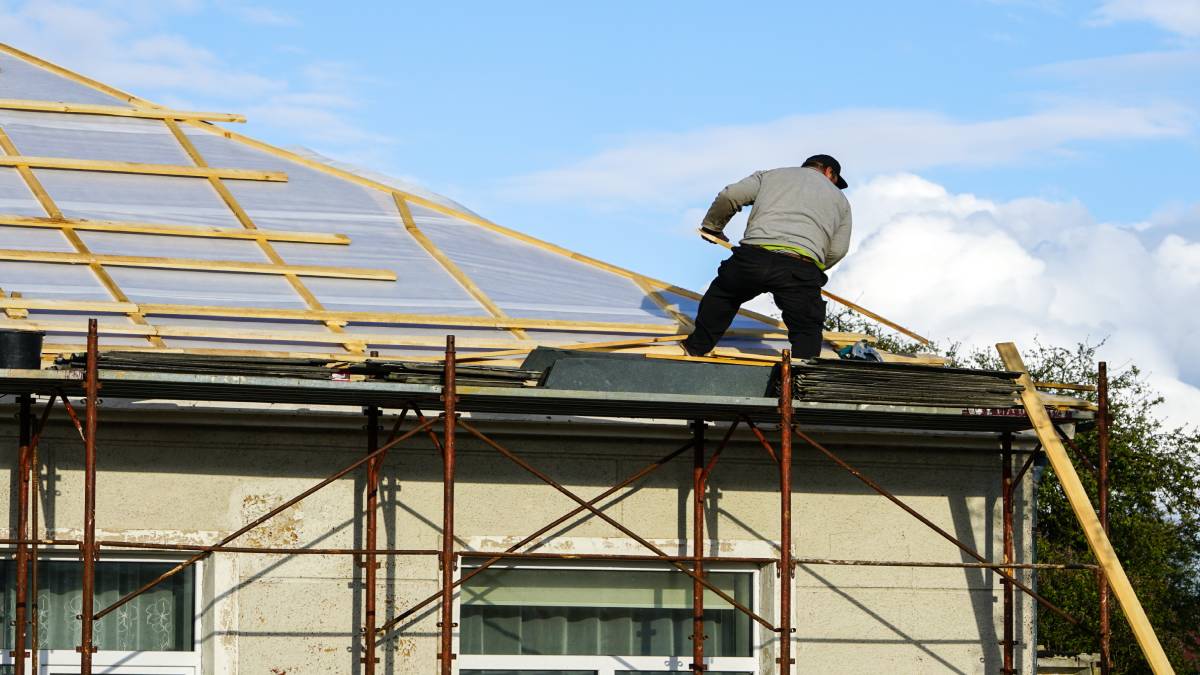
xmin=824 ymin=309 xmax=1200 ymax=672
xmin=1017 ymin=343 xmax=1200 ymax=674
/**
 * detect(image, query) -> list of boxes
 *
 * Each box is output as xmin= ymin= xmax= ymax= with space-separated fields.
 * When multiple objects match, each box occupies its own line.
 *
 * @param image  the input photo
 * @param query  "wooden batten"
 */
xmin=0 ymin=98 xmax=245 ymax=122
xmin=0 ymin=249 xmax=396 ymax=281
xmin=5 ymin=319 xmax=536 ymax=350
xmin=0 ymin=214 xmax=349 ymax=245
xmin=0 ymin=156 xmax=286 ymax=181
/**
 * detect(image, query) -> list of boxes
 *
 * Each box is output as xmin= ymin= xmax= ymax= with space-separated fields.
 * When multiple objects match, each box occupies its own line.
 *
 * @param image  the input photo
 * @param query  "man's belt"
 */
xmin=752 ymin=244 xmax=821 ymax=265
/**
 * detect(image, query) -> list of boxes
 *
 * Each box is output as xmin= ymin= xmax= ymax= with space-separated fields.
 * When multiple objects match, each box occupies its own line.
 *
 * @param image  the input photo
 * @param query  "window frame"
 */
xmin=456 ymin=559 xmax=761 ymax=675
xmin=0 ymin=550 xmax=203 ymax=675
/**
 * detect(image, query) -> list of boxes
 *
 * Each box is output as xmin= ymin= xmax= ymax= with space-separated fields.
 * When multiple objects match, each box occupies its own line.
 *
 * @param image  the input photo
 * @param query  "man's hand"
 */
xmin=699 ymin=227 xmax=729 ymax=245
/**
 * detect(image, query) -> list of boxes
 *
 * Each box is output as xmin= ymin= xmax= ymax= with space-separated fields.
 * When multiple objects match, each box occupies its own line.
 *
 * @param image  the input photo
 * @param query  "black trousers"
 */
xmin=682 ymin=245 xmax=828 ymax=358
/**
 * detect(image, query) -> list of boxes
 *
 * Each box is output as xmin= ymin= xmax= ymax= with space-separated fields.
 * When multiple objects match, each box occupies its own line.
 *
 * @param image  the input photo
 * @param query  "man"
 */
xmin=681 ymin=154 xmax=852 ymax=359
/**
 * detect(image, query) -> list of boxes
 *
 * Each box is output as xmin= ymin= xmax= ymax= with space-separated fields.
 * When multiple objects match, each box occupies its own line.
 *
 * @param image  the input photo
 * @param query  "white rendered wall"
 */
xmin=0 ymin=402 xmax=1037 ymax=674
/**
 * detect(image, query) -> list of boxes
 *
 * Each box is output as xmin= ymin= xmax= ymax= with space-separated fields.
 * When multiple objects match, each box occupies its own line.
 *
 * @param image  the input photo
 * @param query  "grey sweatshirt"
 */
xmin=700 ymin=166 xmax=853 ymax=268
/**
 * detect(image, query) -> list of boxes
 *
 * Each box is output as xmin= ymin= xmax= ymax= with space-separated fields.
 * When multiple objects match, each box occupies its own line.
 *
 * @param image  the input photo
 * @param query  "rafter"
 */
xmin=394 ymin=194 xmax=528 ymax=340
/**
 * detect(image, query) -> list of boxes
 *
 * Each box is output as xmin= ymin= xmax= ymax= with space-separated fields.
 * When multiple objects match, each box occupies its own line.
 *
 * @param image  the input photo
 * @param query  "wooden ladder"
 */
xmin=998 ymin=342 xmax=1175 ymax=674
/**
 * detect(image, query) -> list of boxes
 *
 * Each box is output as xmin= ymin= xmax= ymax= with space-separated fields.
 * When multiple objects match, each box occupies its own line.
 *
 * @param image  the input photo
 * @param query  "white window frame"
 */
xmin=456 ymin=560 xmax=761 ymax=675
xmin=0 ymin=551 xmax=202 ymax=675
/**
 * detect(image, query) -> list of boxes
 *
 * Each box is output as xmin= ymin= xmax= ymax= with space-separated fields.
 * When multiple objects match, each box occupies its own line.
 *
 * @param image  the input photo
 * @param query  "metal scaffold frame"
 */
xmin=3 ymin=320 xmax=1118 ymax=674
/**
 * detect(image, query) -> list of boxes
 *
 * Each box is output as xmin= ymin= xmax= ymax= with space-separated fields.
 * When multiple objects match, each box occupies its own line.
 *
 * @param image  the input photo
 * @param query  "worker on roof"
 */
xmin=681 ymin=154 xmax=852 ymax=359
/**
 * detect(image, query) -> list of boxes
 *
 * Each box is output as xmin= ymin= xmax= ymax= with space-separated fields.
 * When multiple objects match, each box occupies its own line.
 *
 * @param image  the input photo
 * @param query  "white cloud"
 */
xmin=223 ymin=4 xmax=297 ymax=27
xmin=500 ymin=105 xmax=1191 ymax=206
xmin=748 ymin=173 xmax=1200 ymax=430
xmin=1030 ymin=49 xmax=1200 ymax=80
xmin=1156 ymin=233 xmax=1200 ymax=286
xmin=1094 ymin=0 xmax=1200 ymax=38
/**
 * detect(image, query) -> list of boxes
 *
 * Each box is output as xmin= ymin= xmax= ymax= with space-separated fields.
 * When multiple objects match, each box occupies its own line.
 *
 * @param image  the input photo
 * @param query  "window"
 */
xmin=459 ymin=564 xmax=758 ymax=675
xmin=0 ymin=557 xmax=200 ymax=674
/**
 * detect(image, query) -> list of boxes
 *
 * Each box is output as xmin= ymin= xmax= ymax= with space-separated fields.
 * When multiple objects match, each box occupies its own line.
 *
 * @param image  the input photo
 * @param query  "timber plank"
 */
xmin=998 ymin=342 xmax=1175 ymax=675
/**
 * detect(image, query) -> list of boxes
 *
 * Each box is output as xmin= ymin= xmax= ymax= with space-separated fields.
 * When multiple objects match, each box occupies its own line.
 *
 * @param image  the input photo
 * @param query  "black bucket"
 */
xmin=0 ymin=329 xmax=44 ymax=369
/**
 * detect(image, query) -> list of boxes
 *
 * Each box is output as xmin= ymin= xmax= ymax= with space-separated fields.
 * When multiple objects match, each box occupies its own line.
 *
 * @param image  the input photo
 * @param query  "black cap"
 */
xmin=805 ymin=154 xmax=848 ymax=189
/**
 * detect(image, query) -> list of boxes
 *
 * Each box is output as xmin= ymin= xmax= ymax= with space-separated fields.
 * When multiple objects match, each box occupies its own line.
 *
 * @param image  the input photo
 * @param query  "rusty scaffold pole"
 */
xmin=362 ymin=405 xmax=381 ymax=675
xmin=29 ymin=394 xmax=56 ymax=675
xmin=691 ymin=419 xmax=706 ymax=673
xmin=1002 ymin=431 xmax=1015 ymax=674
xmin=778 ymin=350 xmax=794 ymax=674
xmin=438 ymin=335 xmax=458 ymax=674
xmin=1097 ymin=361 xmax=1112 ymax=675
xmin=12 ymin=393 xmax=32 ymax=674
xmin=79 ymin=318 xmax=99 ymax=673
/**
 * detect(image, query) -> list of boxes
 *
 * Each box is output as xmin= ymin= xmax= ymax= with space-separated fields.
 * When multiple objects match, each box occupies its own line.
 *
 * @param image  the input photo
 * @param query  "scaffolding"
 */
xmin=2 ymin=320 xmax=1116 ymax=674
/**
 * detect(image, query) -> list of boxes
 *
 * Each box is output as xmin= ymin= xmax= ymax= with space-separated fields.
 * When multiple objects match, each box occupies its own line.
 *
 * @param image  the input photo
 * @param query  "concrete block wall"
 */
xmin=1 ymin=402 xmax=1037 ymax=674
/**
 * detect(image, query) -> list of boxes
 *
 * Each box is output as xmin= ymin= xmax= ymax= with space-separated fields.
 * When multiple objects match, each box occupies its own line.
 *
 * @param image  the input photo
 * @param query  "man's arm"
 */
xmin=825 ymin=200 xmax=853 ymax=268
xmin=701 ymin=172 xmax=762 ymax=233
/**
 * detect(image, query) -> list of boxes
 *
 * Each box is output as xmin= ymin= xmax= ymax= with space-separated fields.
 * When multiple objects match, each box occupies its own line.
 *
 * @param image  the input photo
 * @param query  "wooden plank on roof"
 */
xmin=821 ymin=287 xmax=930 ymax=345
xmin=0 ymin=289 xmax=28 ymax=319
xmin=0 ymin=249 xmax=397 ymax=280
xmin=998 ymin=342 xmax=1175 ymax=675
xmin=455 ymin=334 xmax=690 ymax=363
xmin=0 ymin=297 xmax=140 ymax=313
xmin=1033 ymin=381 xmax=1097 ymax=392
xmin=5 ymin=319 xmax=534 ymax=349
xmin=0 ymin=98 xmax=246 ymax=122
xmin=0 ymin=214 xmax=349 ymax=244
xmin=0 ymin=297 xmax=679 ymax=333
xmin=41 ymin=342 xmax=368 ymax=363
xmin=0 ymin=156 xmax=286 ymax=181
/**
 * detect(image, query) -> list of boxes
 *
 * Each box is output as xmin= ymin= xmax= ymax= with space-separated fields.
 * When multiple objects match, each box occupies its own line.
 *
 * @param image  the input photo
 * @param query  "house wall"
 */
xmin=0 ymin=401 xmax=1037 ymax=674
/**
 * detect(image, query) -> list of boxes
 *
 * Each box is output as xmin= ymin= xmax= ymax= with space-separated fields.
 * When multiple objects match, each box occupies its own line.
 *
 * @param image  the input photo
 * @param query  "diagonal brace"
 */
xmin=375 ymin=437 xmax=696 ymax=638
xmin=460 ymin=419 xmax=775 ymax=632
xmin=791 ymin=423 xmax=1081 ymax=626
xmin=94 ymin=416 xmax=436 ymax=621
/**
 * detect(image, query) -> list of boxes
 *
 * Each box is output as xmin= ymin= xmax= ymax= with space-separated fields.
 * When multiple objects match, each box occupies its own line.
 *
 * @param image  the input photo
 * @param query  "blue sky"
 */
xmin=2 ymin=0 xmax=1199 ymax=425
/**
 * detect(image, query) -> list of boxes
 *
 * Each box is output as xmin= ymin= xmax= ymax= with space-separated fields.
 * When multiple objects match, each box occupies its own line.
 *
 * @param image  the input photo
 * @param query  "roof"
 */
xmin=0 ymin=43 xmax=935 ymax=367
